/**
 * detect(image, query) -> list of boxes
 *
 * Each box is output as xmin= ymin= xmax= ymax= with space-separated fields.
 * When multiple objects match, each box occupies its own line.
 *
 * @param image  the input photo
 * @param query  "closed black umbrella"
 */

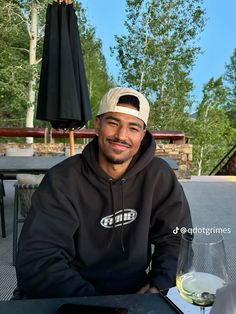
xmin=36 ymin=0 xmax=91 ymax=155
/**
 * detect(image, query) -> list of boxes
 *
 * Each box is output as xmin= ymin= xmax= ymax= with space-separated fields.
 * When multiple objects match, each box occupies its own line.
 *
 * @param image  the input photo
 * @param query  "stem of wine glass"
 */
xmin=200 ymin=306 xmax=205 ymax=314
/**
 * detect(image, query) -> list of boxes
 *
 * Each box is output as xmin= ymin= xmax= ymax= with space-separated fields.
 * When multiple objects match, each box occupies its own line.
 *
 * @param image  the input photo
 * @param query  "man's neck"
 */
xmin=98 ymin=156 xmax=131 ymax=179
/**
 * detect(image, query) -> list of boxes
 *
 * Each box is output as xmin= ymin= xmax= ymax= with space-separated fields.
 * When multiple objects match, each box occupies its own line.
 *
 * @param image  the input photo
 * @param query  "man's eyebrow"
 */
xmin=105 ymin=115 xmax=143 ymax=129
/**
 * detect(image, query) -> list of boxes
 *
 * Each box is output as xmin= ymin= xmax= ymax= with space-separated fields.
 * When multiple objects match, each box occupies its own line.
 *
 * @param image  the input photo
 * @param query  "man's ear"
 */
xmin=141 ymin=129 xmax=146 ymax=141
xmin=95 ymin=117 xmax=100 ymax=136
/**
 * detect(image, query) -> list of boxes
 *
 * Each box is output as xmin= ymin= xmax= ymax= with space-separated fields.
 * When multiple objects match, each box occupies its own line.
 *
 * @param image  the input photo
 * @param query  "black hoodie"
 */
xmin=16 ymin=131 xmax=192 ymax=298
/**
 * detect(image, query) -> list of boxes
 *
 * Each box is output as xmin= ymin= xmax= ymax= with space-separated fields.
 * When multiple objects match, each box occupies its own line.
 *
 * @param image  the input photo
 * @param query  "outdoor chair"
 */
xmin=0 ymin=147 xmax=34 ymax=239
xmin=3 ymin=146 xmax=34 ymax=181
xmin=0 ymin=179 xmax=6 ymax=238
xmin=5 ymin=147 xmax=34 ymax=157
xmin=12 ymin=174 xmax=44 ymax=265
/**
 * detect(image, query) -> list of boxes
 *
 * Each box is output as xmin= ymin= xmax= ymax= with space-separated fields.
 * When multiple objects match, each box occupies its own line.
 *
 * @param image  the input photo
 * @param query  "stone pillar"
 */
xmin=155 ymin=144 xmax=192 ymax=179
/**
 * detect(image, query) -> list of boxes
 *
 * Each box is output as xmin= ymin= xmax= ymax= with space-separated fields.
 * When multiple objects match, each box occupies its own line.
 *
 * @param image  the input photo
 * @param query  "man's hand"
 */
xmin=147 ymin=286 xmax=160 ymax=293
xmin=137 ymin=284 xmax=150 ymax=294
xmin=137 ymin=284 xmax=160 ymax=294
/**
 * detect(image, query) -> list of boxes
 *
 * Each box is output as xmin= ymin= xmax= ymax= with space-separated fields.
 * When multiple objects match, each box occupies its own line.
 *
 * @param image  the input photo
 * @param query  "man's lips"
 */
xmin=108 ymin=139 xmax=131 ymax=151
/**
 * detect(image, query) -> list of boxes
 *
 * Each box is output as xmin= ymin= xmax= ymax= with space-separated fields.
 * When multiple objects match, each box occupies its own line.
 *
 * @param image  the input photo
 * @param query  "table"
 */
xmin=0 ymin=156 xmax=67 ymax=240
xmin=0 ymin=156 xmax=67 ymax=175
xmin=0 ymin=293 xmax=183 ymax=314
xmin=0 ymin=155 xmax=178 ymax=175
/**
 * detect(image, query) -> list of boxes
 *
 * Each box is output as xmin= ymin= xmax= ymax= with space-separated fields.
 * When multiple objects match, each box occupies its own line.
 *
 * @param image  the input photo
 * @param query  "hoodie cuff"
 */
xmin=149 ymin=272 xmax=176 ymax=291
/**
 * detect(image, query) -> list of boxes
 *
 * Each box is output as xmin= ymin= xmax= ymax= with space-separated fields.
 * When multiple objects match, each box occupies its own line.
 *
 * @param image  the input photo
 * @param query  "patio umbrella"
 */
xmin=36 ymin=0 xmax=92 ymax=156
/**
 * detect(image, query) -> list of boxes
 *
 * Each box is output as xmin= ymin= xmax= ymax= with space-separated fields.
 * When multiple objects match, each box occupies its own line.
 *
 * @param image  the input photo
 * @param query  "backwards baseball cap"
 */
xmin=96 ymin=87 xmax=150 ymax=125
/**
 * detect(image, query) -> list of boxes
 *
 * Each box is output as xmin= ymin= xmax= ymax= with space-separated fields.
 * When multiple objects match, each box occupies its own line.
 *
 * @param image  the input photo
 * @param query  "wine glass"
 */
xmin=176 ymin=232 xmax=229 ymax=313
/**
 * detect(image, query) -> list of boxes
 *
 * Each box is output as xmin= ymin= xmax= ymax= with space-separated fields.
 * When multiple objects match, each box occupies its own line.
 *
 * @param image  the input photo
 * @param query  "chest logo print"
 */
xmin=100 ymin=209 xmax=137 ymax=228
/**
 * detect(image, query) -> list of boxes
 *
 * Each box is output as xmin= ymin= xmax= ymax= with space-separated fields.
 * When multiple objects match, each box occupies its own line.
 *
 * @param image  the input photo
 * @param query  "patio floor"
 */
xmin=0 ymin=177 xmax=235 ymax=313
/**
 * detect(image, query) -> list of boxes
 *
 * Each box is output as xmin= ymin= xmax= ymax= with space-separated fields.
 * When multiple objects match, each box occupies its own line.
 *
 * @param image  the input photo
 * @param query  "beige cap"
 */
xmin=97 ymin=87 xmax=150 ymax=125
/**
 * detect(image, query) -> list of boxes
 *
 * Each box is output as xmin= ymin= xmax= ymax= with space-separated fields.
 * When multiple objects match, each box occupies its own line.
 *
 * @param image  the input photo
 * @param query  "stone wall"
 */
xmin=0 ymin=142 xmax=192 ymax=179
xmin=156 ymin=143 xmax=192 ymax=179
xmin=0 ymin=143 xmax=64 ymax=156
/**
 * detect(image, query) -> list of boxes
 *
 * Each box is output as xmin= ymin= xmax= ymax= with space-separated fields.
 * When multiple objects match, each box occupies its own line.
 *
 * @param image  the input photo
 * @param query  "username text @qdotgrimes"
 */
xmin=172 ymin=226 xmax=231 ymax=235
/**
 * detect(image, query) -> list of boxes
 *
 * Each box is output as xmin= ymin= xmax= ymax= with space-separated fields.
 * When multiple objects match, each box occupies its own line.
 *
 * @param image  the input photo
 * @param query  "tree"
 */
xmin=25 ymin=0 xmax=47 ymax=143
xmin=77 ymin=6 xmax=114 ymax=124
xmin=26 ymin=1 xmax=40 ymax=140
xmin=0 ymin=0 xmax=113 ymax=134
xmin=112 ymin=0 xmax=205 ymax=130
xmin=0 ymin=0 xmax=47 ymax=141
xmin=224 ymin=48 xmax=236 ymax=128
xmin=0 ymin=1 xmax=32 ymax=127
xmin=191 ymin=77 xmax=235 ymax=175
xmin=83 ymin=31 xmax=114 ymax=124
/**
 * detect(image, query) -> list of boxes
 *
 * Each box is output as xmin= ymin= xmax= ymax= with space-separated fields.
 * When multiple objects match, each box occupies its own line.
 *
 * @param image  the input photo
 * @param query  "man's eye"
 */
xmin=108 ymin=121 xmax=118 ymax=126
xmin=130 ymin=127 xmax=139 ymax=132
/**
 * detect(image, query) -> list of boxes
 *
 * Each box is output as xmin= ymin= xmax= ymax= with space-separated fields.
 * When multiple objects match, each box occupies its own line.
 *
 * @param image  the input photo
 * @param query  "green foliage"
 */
xmin=0 ymin=1 xmax=29 ymax=125
xmin=0 ymin=0 xmax=113 ymax=128
xmin=76 ymin=9 xmax=114 ymax=124
xmin=190 ymin=77 xmax=236 ymax=175
xmin=223 ymin=48 xmax=236 ymax=128
xmin=112 ymin=0 xmax=206 ymax=130
xmin=0 ymin=0 xmax=46 ymax=127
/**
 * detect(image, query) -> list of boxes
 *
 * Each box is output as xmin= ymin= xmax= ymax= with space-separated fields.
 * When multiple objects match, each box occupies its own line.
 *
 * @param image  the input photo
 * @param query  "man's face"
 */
xmin=95 ymin=105 xmax=146 ymax=165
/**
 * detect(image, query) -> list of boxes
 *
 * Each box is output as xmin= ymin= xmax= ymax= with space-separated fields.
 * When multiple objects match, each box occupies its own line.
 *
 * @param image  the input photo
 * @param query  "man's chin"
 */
xmin=105 ymin=156 xmax=125 ymax=164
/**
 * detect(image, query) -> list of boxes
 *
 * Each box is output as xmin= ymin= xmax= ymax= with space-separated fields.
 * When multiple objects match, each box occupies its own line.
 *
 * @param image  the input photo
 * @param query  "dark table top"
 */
xmin=0 ymin=155 xmax=178 ymax=174
xmin=0 ymin=293 xmax=183 ymax=314
xmin=0 ymin=156 xmax=67 ymax=174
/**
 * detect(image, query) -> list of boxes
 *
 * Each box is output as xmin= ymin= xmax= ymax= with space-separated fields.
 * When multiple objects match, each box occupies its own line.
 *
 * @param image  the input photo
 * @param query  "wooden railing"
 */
xmin=0 ymin=127 xmax=186 ymax=144
xmin=0 ymin=128 xmax=49 ymax=144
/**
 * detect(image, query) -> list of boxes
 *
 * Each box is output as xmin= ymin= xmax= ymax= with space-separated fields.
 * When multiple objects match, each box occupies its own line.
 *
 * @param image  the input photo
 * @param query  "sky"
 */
xmin=80 ymin=0 xmax=236 ymax=104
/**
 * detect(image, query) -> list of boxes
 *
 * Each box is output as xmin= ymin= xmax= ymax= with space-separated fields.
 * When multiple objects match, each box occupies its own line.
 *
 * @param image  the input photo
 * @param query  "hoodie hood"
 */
xmin=82 ymin=130 xmax=156 ymax=181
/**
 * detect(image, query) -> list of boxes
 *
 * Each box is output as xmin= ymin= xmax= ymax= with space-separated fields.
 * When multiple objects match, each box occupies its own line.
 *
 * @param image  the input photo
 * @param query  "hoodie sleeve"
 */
xmin=148 ymin=161 xmax=192 ymax=291
xmin=16 ymin=170 xmax=99 ymax=298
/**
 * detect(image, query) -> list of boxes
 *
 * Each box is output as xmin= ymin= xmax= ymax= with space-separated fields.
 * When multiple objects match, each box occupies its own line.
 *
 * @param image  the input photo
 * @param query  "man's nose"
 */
xmin=115 ymin=126 xmax=128 ymax=140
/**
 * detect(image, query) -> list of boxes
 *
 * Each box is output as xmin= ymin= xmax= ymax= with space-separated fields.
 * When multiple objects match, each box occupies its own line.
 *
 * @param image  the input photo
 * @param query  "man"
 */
xmin=16 ymin=87 xmax=192 ymax=298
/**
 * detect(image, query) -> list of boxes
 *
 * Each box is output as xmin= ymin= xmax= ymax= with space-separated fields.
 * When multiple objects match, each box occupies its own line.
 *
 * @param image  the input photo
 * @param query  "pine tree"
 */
xmin=112 ymin=0 xmax=205 ymax=130
xmin=224 ymin=48 xmax=236 ymax=128
xmin=191 ymin=77 xmax=235 ymax=175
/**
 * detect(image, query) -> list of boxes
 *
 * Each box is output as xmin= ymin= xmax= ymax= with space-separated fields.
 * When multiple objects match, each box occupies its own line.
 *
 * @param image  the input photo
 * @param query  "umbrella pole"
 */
xmin=69 ymin=129 xmax=75 ymax=156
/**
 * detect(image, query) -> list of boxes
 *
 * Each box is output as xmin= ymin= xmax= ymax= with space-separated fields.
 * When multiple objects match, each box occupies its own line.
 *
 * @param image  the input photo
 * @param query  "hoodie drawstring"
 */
xmin=120 ymin=178 xmax=126 ymax=253
xmin=107 ymin=178 xmax=126 ymax=253
xmin=107 ymin=178 xmax=115 ymax=249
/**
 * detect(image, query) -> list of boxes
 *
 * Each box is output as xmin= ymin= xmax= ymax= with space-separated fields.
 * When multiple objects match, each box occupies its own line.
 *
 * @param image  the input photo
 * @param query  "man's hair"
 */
xmin=118 ymin=95 xmax=140 ymax=111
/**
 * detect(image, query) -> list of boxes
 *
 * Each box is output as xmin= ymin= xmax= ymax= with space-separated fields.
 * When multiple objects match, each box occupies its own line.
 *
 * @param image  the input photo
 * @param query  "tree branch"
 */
xmin=35 ymin=58 xmax=42 ymax=65
xmin=11 ymin=47 xmax=30 ymax=54
xmin=12 ymin=11 xmax=28 ymax=25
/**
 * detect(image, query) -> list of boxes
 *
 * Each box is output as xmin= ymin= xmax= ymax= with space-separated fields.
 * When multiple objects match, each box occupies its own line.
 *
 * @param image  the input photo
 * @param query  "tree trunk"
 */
xmin=139 ymin=2 xmax=153 ymax=92
xmin=26 ymin=0 xmax=38 ymax=144
xmin=197 ymin=145 xmax=204 ymax=176
xmin=198 ymin=104 xmax=210 ymax=175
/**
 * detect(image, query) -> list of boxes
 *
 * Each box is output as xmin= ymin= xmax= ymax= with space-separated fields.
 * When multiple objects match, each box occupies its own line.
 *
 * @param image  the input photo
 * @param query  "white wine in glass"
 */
xmin=176 ymin=232 xmax=229 ymax=313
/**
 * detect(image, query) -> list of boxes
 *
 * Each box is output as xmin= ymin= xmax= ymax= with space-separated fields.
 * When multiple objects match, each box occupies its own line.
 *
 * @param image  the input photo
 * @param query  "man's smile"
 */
xmin=108 ymin=139 xmax=132 ymax=151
